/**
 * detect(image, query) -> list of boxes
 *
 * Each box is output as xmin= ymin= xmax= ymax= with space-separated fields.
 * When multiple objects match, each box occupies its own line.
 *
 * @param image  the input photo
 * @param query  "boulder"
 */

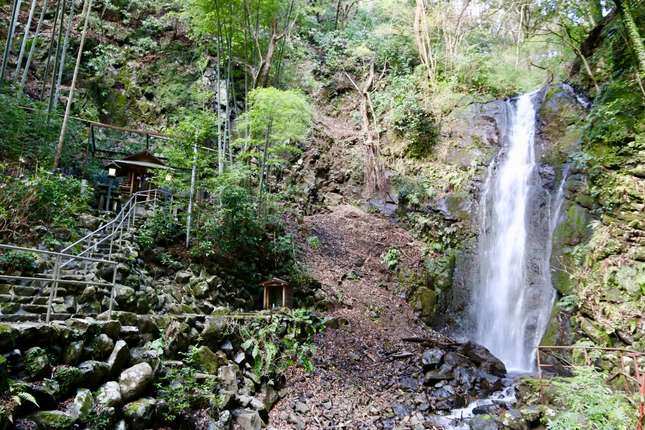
xmin=53 ymin=366 xmax=84 ymax=395
xmin=63 ymin=341 xmax=84 ymax=365
xmin=458 ymin=342 xmax=506 ymax=377
xmin=119 ymin=362 xmax=154 ymax=401
xmin=78 ymin=360 xmax=110 ymax=388
xmin=123 ymin=397 xmax=158 ymax=430
xmin=193 ymin=346 xmax=227 ymax=374
xmin=88 ymin=333 xmax=115 ymax=360
xmin=0 ymin=323 xmax=16 ymax=352
xmin=218 ymin=364 xmax=238 ymax=394
xmin=31 ymin=410 xmax=75 ymax=430
xmin=70 ymin=389 xmax=94 ymax=420
xmin=164 ymin=320 xmax=191 ymax=357
xmin=469 ymin=414 xmax=500 ymax=430
xmin=232 ymin=409 xmax=262 ymax=430
xmin=201 ymin=317 xmax=227 ymax=348
xmin=208 ymin=410 xmax=231 ymax=430
xmin=96 ymin=381 xmax=122 ymax=407
xmin=24 ymin=347 xmax=50 ymax=378
xmin=108 ymin=340 xmax=130 ymax=375
xmin=175 ymin=270 xmax=193 ymax=284
xmin=422 ymin=349 xmax=444 ymax=368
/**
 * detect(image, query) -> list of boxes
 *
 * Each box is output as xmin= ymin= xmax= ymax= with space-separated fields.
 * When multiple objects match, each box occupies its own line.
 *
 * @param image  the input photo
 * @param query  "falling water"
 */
xmin=473 ymin=92 xmax=556 ymax=373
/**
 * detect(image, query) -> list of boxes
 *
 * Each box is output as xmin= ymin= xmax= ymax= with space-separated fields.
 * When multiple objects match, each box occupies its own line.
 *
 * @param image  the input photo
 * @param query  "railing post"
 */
xmin=108 ymin=223 xmax=115 ymax=260
xmin=536 ymin=347 xmax=542 ymax=378
xmin=108 ymin=262 xmax=117 ymax=320
xmin=46 ymin=255 xmax=61 ymax=323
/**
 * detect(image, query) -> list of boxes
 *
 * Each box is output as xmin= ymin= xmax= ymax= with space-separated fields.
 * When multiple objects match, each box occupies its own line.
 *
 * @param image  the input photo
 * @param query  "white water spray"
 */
xmin=473 ymin=92 xmax=556 ymax=372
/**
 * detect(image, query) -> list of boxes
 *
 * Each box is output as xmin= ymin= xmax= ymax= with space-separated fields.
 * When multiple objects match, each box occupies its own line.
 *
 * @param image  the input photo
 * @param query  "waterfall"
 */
xmin=472 ymin=92 xmax=556 ymax=373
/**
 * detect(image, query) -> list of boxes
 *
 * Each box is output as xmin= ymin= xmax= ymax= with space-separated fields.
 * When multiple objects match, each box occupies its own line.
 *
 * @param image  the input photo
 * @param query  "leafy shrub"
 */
xmin=307 ymin=236 xmax=321 ymax=250
xmin=238 ymin=309 xmax=323 ymax=378
xmin=382 ymin=248 xmax=401 ymax=271
xmin=0 ymin=95 xmax=84 ymax=167
xmin=545 ymin=366 xmax=636 ymax=430
xmin=0 ymin=252 xmax=37 ymax=274
xmin=137 ymin=207 xmax=183 ymax=251
xmin=0 ymin=170 xmax=92 ymax=235
xmin=155 ymin=350 xmax=220 ymax=423
xmin=191 ymin=167 xmax=295 ymax=290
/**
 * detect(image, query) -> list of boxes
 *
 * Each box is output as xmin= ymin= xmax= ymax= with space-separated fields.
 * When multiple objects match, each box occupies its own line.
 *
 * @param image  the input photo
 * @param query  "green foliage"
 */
xmin=191 ymin=165 xmax=295 ymax=289
xmin=155 ymin=350 xmax=220 ymax=423
xmin=0 ymin=251 xmax=37 ymax=274
xmin=137 ymin=207 xmax=183 ymax=251
xmin=236 ymin=88 xmax=312 ymax=179
xmin=307 ymin=236 xmax=321 ymax=250
xmin=0 ymin=96 xmax=84 ymax=167
xmin=545 ymin=367 xmax=636 ymax=430
xmin=239 ymin=309 xmax=322 ymax=378
xmin=0 ymin=380 xmax=39 ymax=425
xmin=0 ymin=170 xmax=92 ymax=235
xmin=382 ymin=248 xmax=401 ymax=271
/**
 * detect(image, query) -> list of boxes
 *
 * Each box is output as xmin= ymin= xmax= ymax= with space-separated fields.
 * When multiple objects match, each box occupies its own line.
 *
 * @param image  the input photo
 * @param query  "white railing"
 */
xmin=0 ymin=189 xmax=161 ymax=322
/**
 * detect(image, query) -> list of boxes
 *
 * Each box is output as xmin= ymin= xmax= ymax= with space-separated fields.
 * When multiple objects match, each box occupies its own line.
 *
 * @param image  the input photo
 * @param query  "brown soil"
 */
xmin=269 ymin=205 xmax=443 ymax=429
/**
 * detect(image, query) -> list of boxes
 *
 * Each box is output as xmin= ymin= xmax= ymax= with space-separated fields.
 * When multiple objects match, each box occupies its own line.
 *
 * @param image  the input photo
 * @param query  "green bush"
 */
xmin=137 ymin=207 xmax=183 ymax=251
xmin=0 ymin=95 xmax=84 ymax=167
xmin=0 ymin=170 xmax=93 ymax=234
xmin=0 ymin=251 xmax=37 ymax=274
xmin=191 ymin=167 xmax=295 ymax=289
xmin=545 ymin=366 xmax=636 ymax=430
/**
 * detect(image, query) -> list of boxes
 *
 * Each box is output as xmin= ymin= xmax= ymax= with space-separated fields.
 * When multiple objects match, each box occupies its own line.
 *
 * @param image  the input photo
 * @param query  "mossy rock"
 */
xmin=552 ymin=204 xmax=591 ymax=247
xmin=415 ymin=287 xmax=437 ymax=322
xmin=53 ymin=365 xmax=85 ymax=395
xmin=0 ymin=323 xmax=15 ymax=352
xmin=31 ymin=410 xmax=76 ymax=430
xmin=192 ymin=346 xmax=227 ymax=375
xmin=25 ymin=347 xmax=50 ymax=378
xmin=0 ymin=354 xmax=8 ymax=392
xmin=577 ymin=317 xmax=612 ymax=346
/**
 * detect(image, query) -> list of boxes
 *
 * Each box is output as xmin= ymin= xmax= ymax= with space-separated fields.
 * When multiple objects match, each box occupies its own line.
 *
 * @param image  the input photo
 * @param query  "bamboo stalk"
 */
xmin=18 ymin=0 xmax=49 ymax=94
xmin=53 ymin=0 xmax=93 ymax=169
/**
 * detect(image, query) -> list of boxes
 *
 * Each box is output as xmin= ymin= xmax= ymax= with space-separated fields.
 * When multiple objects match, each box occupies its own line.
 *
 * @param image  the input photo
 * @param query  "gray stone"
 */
xmin=175 ymin=270 xmax=192 ymax=284
xmin=63 ymin=341 xmax=84 ymax=365
xmin=108 ymin=340 xmax=130 ymax=375
xmin=96 ymin=381 xmax=122 ymax=407
xmin=31 ymin=410 xmax=75 ymax=430
xmin=124 ymin=397 xmax=157 ymax=430
xmin=89 ymin=333 xmax=115 ymax=360
xmin=193 ymin=345 xmax=227 ymax=374
xmin=294 ymin=401 xmax=309 ymax=414
xmin=469 ymin=414 xmax=500 ymax=430
xmin=218 ymin=364 xmax=238 ymax=394
xmin=422 ymin=348 xmax=444 ymax=368
xmin=78 ymin=360 xmax=110 ymax=388
xmin=232 ymin=408 xmax=262 ymax=430
xmin=25 ymin=346 xmax=50 ymax=377
xmin=208 ymin=410 xmax=231 ymax=430
xmin=70 ymin=388 xmax=94 ymax=420
xmin=119 ymin=362 xmax=154 ymax=401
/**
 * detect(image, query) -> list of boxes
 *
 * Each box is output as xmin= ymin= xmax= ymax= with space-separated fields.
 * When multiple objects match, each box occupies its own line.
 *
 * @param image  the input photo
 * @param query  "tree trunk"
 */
xmin=616 ymin=0 xmax=645 ymax=79
xmin=256 ymin=21 xmax=284 ymax=88
xmin=414 ymin=0 xmax=435 ymax=82
xmin=15 ymin=0 xmax=38 ymax=80
xmin=19 ymin=0 xmax=49 ymax=94
xmin=54 ymin=0 xmax=75 ymax=110
xmin=53 ymin=0 xmax=93 ymax=170
xmin=40 ymin=0 xmax=63 ymax=98
xmin=345 ymin=62 xmax=387 ymax=197
xmin=48 ymin=0 xmax=68 ymax=116
xmin=0 ymin=0 xmax=22 ymax=88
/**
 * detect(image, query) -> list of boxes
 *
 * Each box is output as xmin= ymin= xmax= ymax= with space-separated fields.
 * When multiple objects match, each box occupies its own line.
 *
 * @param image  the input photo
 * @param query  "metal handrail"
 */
xmin=0 ymin=189 xmax=160 ymax=323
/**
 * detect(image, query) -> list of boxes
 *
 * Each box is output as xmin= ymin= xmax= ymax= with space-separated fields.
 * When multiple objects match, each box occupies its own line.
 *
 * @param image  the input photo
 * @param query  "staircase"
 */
xmin=0 ymin=190 xmax=160 ymax=322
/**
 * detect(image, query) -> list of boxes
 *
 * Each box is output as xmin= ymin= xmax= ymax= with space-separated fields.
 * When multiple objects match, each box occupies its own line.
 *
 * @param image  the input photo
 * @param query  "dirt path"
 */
xmin=269 ymin=205 xmax=443 ymax=430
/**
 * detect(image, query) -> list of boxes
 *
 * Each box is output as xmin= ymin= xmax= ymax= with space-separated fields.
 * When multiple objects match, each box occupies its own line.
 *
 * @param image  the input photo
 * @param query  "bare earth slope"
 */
xmin=269 ymin=205 xmax=442 ymax=430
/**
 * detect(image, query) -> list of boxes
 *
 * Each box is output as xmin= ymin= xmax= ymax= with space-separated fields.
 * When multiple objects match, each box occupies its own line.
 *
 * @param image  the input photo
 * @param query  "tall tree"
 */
xmin=14 ymin=0 xmax=38 ymax=80
xmin=18 ymin=0 xmax=49 ymax=94
xmin=53 ymin=0 xmax=93 ymax=169
xmin=0 ymin=0 xmax=23 ymax=88
xmin=615 ymin=0 xmax=645 ymax=79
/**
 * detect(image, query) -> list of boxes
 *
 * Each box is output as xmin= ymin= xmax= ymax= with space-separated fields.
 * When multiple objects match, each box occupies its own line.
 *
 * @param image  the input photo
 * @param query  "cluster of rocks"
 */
xmin=0 ymin=311 xmax=317 ymax=430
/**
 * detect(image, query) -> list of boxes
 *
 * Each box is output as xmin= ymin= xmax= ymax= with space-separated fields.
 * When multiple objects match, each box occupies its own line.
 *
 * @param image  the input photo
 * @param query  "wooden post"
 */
xmin=186 ymin=143 xmax=197 ymax=247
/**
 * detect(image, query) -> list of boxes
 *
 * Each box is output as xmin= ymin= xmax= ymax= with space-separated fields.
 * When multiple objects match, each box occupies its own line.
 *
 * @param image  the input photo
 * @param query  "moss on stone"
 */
xmin=31 ymin=410 xmax=75 ymax=430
